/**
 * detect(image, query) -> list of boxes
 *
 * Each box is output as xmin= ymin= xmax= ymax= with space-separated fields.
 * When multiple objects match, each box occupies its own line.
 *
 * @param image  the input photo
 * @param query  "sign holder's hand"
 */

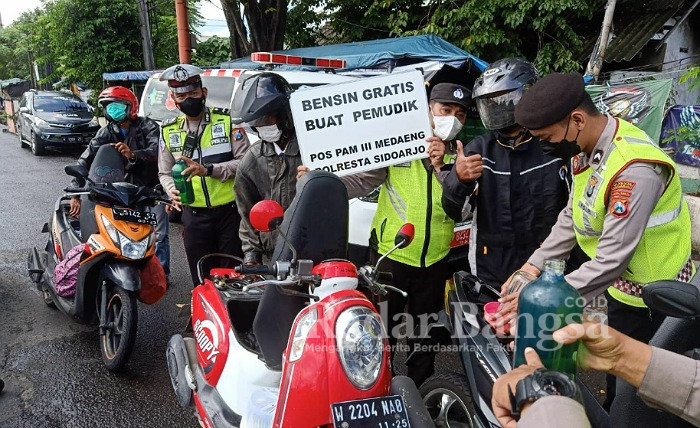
xmin=176 ymin=156 xmax=207 ymax=181
xmin=112 ymin=142 xmax=135 ymax=160
xmin=454 ymin=141 xmax=483 ymax=182
xmin=426 ymin=136 xmax=446 ymax=170
xmin=297 ymin=165 xmax=310 ymax=180
xmin=492 ymin=347 xmax=545 ymax=428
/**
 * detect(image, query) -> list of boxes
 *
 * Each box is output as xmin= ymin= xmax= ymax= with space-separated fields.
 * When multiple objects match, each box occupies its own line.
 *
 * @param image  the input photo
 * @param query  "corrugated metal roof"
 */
xmin=578 ymin=0 xmax=690 ymax=63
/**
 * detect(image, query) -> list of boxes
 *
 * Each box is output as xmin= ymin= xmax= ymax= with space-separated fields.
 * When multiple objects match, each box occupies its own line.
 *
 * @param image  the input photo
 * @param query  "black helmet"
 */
xmin=231 ymin=72 xmax=294 ymax=130
xmin=473 ymin=58 xmax=538 ymax=130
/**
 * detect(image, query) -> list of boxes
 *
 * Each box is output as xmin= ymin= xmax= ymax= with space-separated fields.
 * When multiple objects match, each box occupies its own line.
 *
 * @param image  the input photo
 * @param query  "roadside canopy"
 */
xmin=220 ymin=35 xmax=488 ymax=72
xmin=102 ymin=70 xmax=162 ymax=82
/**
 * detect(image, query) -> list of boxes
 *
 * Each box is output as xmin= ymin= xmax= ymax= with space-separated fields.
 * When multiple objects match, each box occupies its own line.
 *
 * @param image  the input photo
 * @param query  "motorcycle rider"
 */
xmin=157 ymin=64 xmax=249 ymax=286
xmin=299 ymin=82 xmax=472 ymax=387
xmin=231 ymin=73 xmax=301 ymax=265
xmin=68 ymin=86 xmax=170 ymax=279
xmin=439 ymin=58 xmax=571 ymax=287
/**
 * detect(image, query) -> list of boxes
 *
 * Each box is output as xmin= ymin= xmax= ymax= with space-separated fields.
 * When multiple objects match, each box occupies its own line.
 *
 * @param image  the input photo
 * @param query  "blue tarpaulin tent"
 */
xmin=220 ymin=35 xmax=488 ymax=72
xmin=102 ymin=70 xmax=162 ymax=81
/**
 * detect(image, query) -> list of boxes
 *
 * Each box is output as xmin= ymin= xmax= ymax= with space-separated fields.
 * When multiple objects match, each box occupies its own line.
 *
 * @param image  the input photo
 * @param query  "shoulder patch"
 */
xmin=161 ymin=116 xmax=178 ymax=127
xmin=233 ymin=128 xmax=246 ymax=141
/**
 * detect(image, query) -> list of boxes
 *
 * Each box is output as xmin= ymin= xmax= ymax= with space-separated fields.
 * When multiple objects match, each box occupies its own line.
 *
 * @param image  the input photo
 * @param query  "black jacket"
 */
xmin=442 ymin=131 xmax=570 ymax=285
xmin=72 ymin=117 xmax=161 ymax=188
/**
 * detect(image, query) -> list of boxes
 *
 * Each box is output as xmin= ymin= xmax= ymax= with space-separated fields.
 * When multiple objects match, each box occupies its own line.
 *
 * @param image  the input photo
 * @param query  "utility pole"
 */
xmin=27 ymin=50 xmax=37 ymax=89
xmin=138 ymin=0 xmax=156 ymax=70
xmin=585 ymin=0 xmax=618 ymax=82
xmin=175 ymin=0 xmax=192 ymax=64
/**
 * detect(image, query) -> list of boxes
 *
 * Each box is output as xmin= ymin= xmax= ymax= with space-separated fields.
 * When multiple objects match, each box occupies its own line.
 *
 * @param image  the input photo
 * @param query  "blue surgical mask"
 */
xmin=106 ymin=103 xmax=128 ymax=123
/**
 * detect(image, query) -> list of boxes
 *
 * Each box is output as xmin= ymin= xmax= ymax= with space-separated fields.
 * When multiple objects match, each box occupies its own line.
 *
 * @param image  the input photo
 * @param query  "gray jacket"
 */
xmin=234 ymin=135 xmax=302 ymax=264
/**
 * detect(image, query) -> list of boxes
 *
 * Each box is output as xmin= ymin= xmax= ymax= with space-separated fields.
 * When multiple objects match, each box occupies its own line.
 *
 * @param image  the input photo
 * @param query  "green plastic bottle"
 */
xmin=513 ymin=259 xmax=583 ymax=377
xmin=172 ymin=160 xmax=195 ymax=205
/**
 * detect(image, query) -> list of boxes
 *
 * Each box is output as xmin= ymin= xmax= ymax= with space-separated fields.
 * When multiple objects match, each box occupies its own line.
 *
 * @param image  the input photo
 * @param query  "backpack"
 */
xmin=54 ymin=244 xmax=83 ymax=297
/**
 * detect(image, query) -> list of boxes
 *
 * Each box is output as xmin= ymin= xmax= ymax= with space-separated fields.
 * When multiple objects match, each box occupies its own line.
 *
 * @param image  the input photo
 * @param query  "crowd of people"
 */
xmin=60 ymin=59 xmax=697 ymax=426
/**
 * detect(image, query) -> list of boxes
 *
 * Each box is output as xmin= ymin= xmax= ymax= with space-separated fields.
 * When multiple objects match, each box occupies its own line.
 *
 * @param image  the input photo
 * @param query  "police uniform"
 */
xmin=340 ymin=83 xmax=471 ymax=387
xmin=515 ymin=72 xmax=694 ymax=409
xmin=157 ymin=64 xmax=249 ymax=286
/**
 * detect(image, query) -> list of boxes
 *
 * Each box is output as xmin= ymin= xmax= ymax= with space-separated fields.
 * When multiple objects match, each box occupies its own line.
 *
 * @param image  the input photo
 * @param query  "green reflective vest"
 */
xmin=572 ymin=119 xmax=693 ymax=307
xmin=162 ymin=109 xmax=235 ymax=208
xmin=371 ymin=156 xmax=455 ymax=268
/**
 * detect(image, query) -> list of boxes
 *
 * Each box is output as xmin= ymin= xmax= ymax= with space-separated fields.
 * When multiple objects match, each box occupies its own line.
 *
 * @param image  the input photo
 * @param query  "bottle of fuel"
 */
xmin=513 ymin=259 xmax=583 ymax=377
xmin=172 ymin=160 xmax=195 ymax=205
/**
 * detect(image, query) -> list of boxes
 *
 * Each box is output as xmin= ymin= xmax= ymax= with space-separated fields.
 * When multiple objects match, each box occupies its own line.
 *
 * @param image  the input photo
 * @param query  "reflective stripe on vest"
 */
xmin=370 ymin=156 xmax=455 ymax=268
xmin=571 ymin=119 xmax=693 ymax=307
xmin=162 ymin=109 xmax=235 ymax=208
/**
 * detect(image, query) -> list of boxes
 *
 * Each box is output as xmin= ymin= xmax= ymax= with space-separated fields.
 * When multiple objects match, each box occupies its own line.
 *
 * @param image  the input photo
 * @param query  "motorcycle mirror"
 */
xmin=65 ymin=164 xmax=89 ymax=179
xmin=250 ymin=200 xmax=284 ymax=232
xmin=394 ymin=223 xmax=415 ymax=249
xmin=642 ymin=280 xmax=700 ymax=319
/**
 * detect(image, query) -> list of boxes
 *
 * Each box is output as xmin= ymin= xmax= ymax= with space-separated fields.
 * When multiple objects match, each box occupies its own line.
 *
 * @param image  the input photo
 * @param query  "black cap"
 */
xmin=514 ymin=72 xmax=585 ymax=130
xmin=429 ymin=83 xmax=472 ymax=109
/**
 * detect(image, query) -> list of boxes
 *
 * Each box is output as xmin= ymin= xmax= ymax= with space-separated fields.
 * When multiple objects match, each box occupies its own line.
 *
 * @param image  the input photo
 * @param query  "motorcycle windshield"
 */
xmin=89 ymin=144 xmax=126 ymax=185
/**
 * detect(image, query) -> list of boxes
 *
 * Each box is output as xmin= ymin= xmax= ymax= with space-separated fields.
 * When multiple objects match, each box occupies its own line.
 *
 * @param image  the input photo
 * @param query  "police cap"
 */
xmin=160 ymin=64 xmax=204 ymax=93
xmin=514 ymin=72 xmax=586 ymax=130
xmin=429 ymin=83 xmax=472 ymax=109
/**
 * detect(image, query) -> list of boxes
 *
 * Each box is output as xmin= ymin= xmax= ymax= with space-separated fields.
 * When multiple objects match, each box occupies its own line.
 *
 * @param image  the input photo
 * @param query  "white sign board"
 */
xmin=290 ymin=70 xmax=432 ymax=176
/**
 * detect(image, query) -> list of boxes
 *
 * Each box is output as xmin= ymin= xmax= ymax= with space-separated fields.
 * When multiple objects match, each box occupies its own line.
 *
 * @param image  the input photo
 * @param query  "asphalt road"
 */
xmin=0 ymin=125 xmax=604 ymax=427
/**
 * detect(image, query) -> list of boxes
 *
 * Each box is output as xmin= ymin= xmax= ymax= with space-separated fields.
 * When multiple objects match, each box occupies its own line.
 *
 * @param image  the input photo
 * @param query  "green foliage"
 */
xmin=192 ymin=36 xmax=231 ymax=65
xmin=679 ymin=67 xmax=700 ymax=100
xmin=0 ymin=9 xmax=47 ymax=81
xmin=152 ymin=0 xmax=204 ymax=69
xmin=40 ymin=0 xmax=143 ymax=91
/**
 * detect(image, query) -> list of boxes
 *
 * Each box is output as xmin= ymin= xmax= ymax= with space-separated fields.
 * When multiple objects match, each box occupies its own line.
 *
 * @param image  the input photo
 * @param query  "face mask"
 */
xmin=177 ymin=96 xmax=206 ymax=117
xmin=256 ymin=124 xmax=283 ymax=142
xmin=105 ymin=103 xmax=128 ymax=123
xmin=432 ymin=115 xmax=463 ymax=141
xmin=541 ymin=116 xmax=582 ymax=159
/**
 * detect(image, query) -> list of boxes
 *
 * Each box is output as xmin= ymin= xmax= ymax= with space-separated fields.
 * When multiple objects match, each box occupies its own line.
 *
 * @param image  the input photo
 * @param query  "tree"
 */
xmin=192 ymin=35 xmax=231 ymax=65
xmin=41 ymin=0 xmax=143 ymax=91
xmin=376 ymin=0 xmax=596 ymax=73
xmin=151 ymin=0 xmax=204 ymax=69
xmin=0 ymin=9 xmax=47 ymax=81
xmin=218 ymin=0 xmax=287 ymax=58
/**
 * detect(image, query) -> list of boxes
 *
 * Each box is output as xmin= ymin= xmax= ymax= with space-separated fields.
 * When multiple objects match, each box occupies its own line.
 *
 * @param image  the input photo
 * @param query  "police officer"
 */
xmin=321 ymin=82 xmax=472 ymax=387
xmin=440 ymin=58 xmax=571 ymax=286
xmin=499 ymin=72 xmax=694 ymax=409
xmin=157 ymin=64 xmax=249 ymax=286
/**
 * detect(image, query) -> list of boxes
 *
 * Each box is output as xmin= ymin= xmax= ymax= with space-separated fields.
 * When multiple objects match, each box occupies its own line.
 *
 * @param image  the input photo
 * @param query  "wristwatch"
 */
xmin=205 ymin=163 xmax=214 ymax=176
xmin=509 ymin=369 xmax=580 ymax=421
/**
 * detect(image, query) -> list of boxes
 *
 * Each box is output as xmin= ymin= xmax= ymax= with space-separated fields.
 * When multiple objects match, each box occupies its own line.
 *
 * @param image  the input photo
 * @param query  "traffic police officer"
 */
xmin=499 ymin=72 xmax=694 ymax=409
xmin=157 ymin=64 xmax=249 ymax=286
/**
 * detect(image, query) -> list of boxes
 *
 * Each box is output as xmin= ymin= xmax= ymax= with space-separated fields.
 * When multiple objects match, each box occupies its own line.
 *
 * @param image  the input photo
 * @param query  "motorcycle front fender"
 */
xmin=100 ymin=261 xmax=141 ymax=292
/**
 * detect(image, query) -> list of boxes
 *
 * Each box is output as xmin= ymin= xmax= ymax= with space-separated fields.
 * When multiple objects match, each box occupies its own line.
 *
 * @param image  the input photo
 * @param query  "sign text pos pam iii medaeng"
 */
xmin=290 ymin=70 xmax=433 ymax=176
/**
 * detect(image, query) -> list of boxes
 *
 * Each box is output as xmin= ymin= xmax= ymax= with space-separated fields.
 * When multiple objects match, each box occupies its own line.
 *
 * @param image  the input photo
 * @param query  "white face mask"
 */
xmin=256 ymin=124 xmax=283 ymax=142
xmin=432 ymin=115 xmax=463 ymax=141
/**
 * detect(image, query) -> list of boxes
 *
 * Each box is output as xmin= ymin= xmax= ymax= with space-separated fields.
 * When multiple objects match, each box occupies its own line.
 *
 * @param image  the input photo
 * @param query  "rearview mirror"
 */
xmin=19 ymin=106 xmax=29 ymax=114
xmin=394 ymin=223 xmax=415 ymax=249
xmin=65 ymin=164 xmax=89 ymax=179
xmin=642 ymin=280 xmax=700 ymax=318
xmin=250 ymin=200 xmax=284 ymax=232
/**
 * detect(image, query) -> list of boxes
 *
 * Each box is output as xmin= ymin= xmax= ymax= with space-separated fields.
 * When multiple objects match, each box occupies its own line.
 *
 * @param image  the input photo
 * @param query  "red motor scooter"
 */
xmin=166 ymin=171 xmax=434 ymax=427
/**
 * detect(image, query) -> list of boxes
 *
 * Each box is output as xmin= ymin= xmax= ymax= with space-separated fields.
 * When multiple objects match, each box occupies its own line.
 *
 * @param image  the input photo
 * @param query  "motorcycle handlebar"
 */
xmin=377 ymin=271 xmax=393 ymax=282
xmin=235 ymin=264 xmax=273 ymax=275
xmin=64 ymin=187 xmax=86 ymax=193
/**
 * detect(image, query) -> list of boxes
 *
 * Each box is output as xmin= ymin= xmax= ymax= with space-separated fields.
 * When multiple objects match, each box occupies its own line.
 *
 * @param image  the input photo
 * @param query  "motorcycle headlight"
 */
xmin=335 ymin=306 xmax=385 ymax=390
xmin=288 ymin=308 xmax=318 ymax=362
xmin=101 ymin=215 xmax=120 ymax=245
xmin=119 ymin=233 xmax=148 ymax=259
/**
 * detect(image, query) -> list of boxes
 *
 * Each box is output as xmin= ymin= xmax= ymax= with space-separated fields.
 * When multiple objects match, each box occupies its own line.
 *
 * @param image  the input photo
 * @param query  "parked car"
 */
xmin=17 ymin=90 xmax=100 ymax=156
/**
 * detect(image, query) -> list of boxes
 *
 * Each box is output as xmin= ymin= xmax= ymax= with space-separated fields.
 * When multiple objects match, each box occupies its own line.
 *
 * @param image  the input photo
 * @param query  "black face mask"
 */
xmin=177 ymin=96 xmax=206 ymax=117
xmin=540 ymin=117 xmax=582 ymax=159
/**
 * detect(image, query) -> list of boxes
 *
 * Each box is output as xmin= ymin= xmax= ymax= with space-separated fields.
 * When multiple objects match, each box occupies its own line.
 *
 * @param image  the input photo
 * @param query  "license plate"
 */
xmin=67 ymin=136 xmax=78 ymax=143
xmin=112 ymin=208 xmax=157 ymax=226
xmin=331 ymin=395 xmax=410 ymax=428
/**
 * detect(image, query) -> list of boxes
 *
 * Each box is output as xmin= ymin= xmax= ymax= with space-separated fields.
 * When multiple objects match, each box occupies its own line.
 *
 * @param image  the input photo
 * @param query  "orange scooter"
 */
xmin=28 ymin=146 xmax=170 ymax=371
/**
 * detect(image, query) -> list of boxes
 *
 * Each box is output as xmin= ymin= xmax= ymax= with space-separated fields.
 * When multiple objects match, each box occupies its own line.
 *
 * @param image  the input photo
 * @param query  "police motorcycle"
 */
xmin=417 ymin=270 xmax=700 ymax=428
xmin=166 ymin=171 xmax=435 ymax=427
xmin=27 ymin=145 xmax=170 ymax=371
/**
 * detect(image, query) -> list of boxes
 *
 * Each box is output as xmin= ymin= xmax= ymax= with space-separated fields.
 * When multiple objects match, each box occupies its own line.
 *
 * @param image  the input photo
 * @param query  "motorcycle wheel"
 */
xmin=420 ymin=372 xmax=477 ymax=428
xmin=100 ymin=286 xmax=138 ymax=372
